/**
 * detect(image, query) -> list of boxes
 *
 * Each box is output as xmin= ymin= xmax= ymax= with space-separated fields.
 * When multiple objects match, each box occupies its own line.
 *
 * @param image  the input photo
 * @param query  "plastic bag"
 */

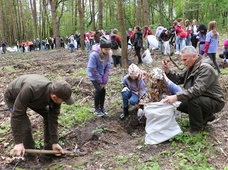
xmin=144 ymin=101 xmax=182 ymax=145
xmin=142 ymin=49 xmax=153 ymax=64
xmin=147 ymin=35 xmax=159 ymax=50
xmin=162 ymin=41 xmax=170 ymax=55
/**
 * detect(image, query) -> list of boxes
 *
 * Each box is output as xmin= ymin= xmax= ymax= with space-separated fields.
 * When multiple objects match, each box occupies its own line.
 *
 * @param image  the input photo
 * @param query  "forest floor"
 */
xmin=0 ymin=47 xmax=227 ymax=170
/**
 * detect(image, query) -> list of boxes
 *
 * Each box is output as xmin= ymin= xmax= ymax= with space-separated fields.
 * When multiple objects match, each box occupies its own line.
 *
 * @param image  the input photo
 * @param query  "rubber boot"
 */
xmin=120 ymin=107 xmax=129 ymax=120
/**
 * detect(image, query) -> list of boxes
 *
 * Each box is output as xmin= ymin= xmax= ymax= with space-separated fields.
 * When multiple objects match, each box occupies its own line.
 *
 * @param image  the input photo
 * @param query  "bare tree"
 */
xmin=136 ymin=0 xmax=142 ymax=26
xmin=117 ymin=0 xmax=128 ymax=69
xmin=78 ymin=0 xmax=85 ymax=50
xmin=0 ymin=0 xmax=5 ymax=40
xmin=142 ymin=0 xmax=149 ymax=26
xmin=98 ymin=0 xmax=103 ymax=29
xmin=49 ymin=0 xmax=60 ymax=48
xmin=91 ymin=0 xmax=95 ymax=30
xmin=30 ymin=0 xmax=38 ymax=39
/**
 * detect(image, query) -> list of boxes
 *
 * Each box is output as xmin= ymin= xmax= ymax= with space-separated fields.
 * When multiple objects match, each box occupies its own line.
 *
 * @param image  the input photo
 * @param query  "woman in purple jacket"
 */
xmin=87 ymin=36 xmax=112 ymax=117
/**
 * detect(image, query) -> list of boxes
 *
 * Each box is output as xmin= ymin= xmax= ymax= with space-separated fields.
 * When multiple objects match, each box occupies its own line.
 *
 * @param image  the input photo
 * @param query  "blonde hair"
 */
xmin=99 ymin=50 xmax=111 ymax=63
xmin=208 ymin=21 xmax=218 ymax=38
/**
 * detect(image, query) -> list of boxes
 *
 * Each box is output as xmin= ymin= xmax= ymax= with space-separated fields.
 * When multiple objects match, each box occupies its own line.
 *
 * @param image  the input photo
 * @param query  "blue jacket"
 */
xmin=87 ymin=44 xmax=111 ymax=84
xmin=122 ymin=75 xmax=147 ymax=97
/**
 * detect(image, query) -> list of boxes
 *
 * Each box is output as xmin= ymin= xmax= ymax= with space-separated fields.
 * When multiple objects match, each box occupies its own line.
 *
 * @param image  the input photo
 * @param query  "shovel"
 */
xmin=25 ymin=148 xmax=87 ymax=157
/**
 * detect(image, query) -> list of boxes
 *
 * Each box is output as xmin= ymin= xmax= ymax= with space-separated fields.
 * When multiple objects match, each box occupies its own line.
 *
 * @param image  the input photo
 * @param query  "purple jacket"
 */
xmin=87 ymin=44 xmax=111 ymax=84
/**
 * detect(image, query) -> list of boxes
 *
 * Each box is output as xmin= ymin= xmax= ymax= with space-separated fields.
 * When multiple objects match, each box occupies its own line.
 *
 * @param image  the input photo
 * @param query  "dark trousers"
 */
xmin=91 ymin=81 xmax=106 ymax=110
xmin=112 ymin=55 xmax=122 ymax=67
xmin=19 ymin=108 xmax=51 ymax=149
xmin=191 ymin=35 xmax=198 ymax=48
xmin=177 ymin=96 xmax=225 ymax=131
xmin=208 ymin=53 xmax=221 ymax=73
xmin=135 ymin=47 xmax=142 ymax=64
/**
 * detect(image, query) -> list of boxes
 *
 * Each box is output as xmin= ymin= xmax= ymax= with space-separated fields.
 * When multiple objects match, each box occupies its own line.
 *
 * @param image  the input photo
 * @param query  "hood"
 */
xmin=91 ymin=44 xmax=101 ymax=52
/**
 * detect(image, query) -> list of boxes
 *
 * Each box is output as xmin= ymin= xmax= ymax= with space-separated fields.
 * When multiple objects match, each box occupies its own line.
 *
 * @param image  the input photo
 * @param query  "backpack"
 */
xmin=111 ymin=36 xmax=119 ymax=49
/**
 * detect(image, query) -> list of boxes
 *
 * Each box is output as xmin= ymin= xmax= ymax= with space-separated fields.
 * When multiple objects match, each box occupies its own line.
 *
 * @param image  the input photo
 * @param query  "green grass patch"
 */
xmin=59 ymin=103 xmax=94 ymax=129
xmin=73 ymin=68 xmax=87 ymax=76
xmin=221 ymin=67 xmax=228 ymax=75
xmin=4 ymin=66 xmax=16 ymax=73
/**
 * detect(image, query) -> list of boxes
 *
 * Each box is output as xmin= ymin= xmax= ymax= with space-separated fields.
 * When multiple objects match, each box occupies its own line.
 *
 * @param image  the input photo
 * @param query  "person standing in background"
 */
xmin=204 ymin=21 xmax=221 ymax=73
xmin=191 ymin=19 xmax=199 ymax=48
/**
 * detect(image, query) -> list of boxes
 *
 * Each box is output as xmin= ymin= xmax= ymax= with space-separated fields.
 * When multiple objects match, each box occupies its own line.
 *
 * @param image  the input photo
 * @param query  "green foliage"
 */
xmin=73 ymin=68 xmax=87 ymax=76
xmin=59 ymin=103 xmax=94 ymax=129
xmin=4 ymin=66 xmax=16 ymax=73
xmin=221 ymin=68 xmax=228 ymax=75
xmin=0 ymin=124 xmax=10 ymax=135
xmin=115 ymin=155 xmax=128 ymax=165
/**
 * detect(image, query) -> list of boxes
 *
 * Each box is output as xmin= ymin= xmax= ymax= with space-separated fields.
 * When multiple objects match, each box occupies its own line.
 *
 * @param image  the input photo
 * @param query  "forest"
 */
xmin=0 ymin=0 xmax=228 ymax=170
xmin=0 ymin=0 xmax=228 ymax=47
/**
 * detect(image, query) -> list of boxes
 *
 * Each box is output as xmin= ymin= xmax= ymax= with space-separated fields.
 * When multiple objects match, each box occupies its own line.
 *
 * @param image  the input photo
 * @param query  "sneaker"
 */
xmin=101 ymin=108 xmax=108 ymax=115
xmin=93 ymin=109 xmax=105 ymax=117
xmin=119 ymin=113 xmax=126 ymax=120
xmin=174 ymin=51 xmax=180 ymax=55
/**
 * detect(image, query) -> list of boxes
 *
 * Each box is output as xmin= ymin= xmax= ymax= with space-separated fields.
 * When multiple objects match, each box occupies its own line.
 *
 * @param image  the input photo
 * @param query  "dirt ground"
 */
xmin=0 ymin=48 xmax=227 ymax=170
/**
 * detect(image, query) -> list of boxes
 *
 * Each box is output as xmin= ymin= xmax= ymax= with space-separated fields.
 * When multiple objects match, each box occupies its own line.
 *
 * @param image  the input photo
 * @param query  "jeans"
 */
xmin=91 ymin=81 xmax=106 ymax=109
xmin=85 ymin=41 xmax=90 ymax=52
xmin=186 ymin=35 xmax=191 ymax=46
xmin=175 ymin=36 xmax=184 ymax=52
xmin=177 ymin=96 xmax=225 ymax=131
xmin=122 ymin=90 xmax=139 ymax=108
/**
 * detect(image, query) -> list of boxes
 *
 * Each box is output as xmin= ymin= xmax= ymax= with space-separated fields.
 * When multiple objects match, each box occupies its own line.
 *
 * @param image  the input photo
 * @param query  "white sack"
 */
xmin=144 ymin=101 xmax=182 ymax=145
xmin=142 ymin=49 xmax=153 ymax=64
xmin=162 ymin=41 xmax=170 ymax=55
xmin=147 ymin=35 xmax=158 ymax=50
xmin=6 ymin=46 xmax=17 ymax=52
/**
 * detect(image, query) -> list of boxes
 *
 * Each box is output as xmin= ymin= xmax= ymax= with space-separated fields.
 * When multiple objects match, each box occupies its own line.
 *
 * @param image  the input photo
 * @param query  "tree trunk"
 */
xmin=117 ymin=0 xmax=128 ymax=69
xmin=91 ymin=0 xmax=95 ymax=30
xmin=98 ymin=0 xmax=103 ymax=30
xmin=49 ymin=0 xmax=60 ymax=48
xmin=19 ymin=0 xmax=26 ymax=40
xmin=136 ymin=0 xmax=141 ymax=26
xmin=78 ymin=0 xmax=85 ymax=50
xmin=0 ymin=1 xmax=5 ymax=40
xmin=30 ymin=0 xmax=38 ymax=39
xmin=142 ymin=0 xmax=149 ymax=26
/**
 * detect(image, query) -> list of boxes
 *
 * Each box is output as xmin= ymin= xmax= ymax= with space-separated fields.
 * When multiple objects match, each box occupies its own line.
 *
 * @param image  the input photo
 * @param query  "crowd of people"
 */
xmin=2 ymin=19 xmax=226 ymax=167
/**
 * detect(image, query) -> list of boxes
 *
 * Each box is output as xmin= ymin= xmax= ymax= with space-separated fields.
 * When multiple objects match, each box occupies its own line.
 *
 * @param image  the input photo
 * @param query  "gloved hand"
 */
xmin=121 ymin=86 xmax=129 ymax=92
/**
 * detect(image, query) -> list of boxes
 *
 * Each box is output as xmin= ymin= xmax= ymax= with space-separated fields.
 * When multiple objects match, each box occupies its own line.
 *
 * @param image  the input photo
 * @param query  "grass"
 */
xmin=59 ymin=103 xmax=94 ymax=129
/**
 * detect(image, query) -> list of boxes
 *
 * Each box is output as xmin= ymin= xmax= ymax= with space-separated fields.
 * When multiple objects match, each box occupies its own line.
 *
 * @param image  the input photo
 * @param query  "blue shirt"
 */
xmin=205 ymin=30 xmax=219 ymax=53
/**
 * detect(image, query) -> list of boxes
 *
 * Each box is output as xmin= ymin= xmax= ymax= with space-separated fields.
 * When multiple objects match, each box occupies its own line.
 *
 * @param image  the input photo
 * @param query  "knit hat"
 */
xmin=100 ymin=36 xmax=111 ymax=48
xmin=128 ymin=63 xmax=140 ymax=77
xmin=51 ymin=80 xmax=75 ymax=105
xmin=224 ymin=39 xmax=228 ymax=47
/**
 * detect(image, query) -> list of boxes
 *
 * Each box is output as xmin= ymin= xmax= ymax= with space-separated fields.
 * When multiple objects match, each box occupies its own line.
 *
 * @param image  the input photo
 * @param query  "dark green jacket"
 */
xmin=5 ymin=74 xmax=60 ymax=145
xmin=167 ymin=56 xmax=225 ymax=104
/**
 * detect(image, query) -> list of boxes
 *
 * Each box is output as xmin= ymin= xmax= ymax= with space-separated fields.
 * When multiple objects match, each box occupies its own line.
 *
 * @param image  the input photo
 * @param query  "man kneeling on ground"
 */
xmin=162 ymin=46 xmax=225 ymax=134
